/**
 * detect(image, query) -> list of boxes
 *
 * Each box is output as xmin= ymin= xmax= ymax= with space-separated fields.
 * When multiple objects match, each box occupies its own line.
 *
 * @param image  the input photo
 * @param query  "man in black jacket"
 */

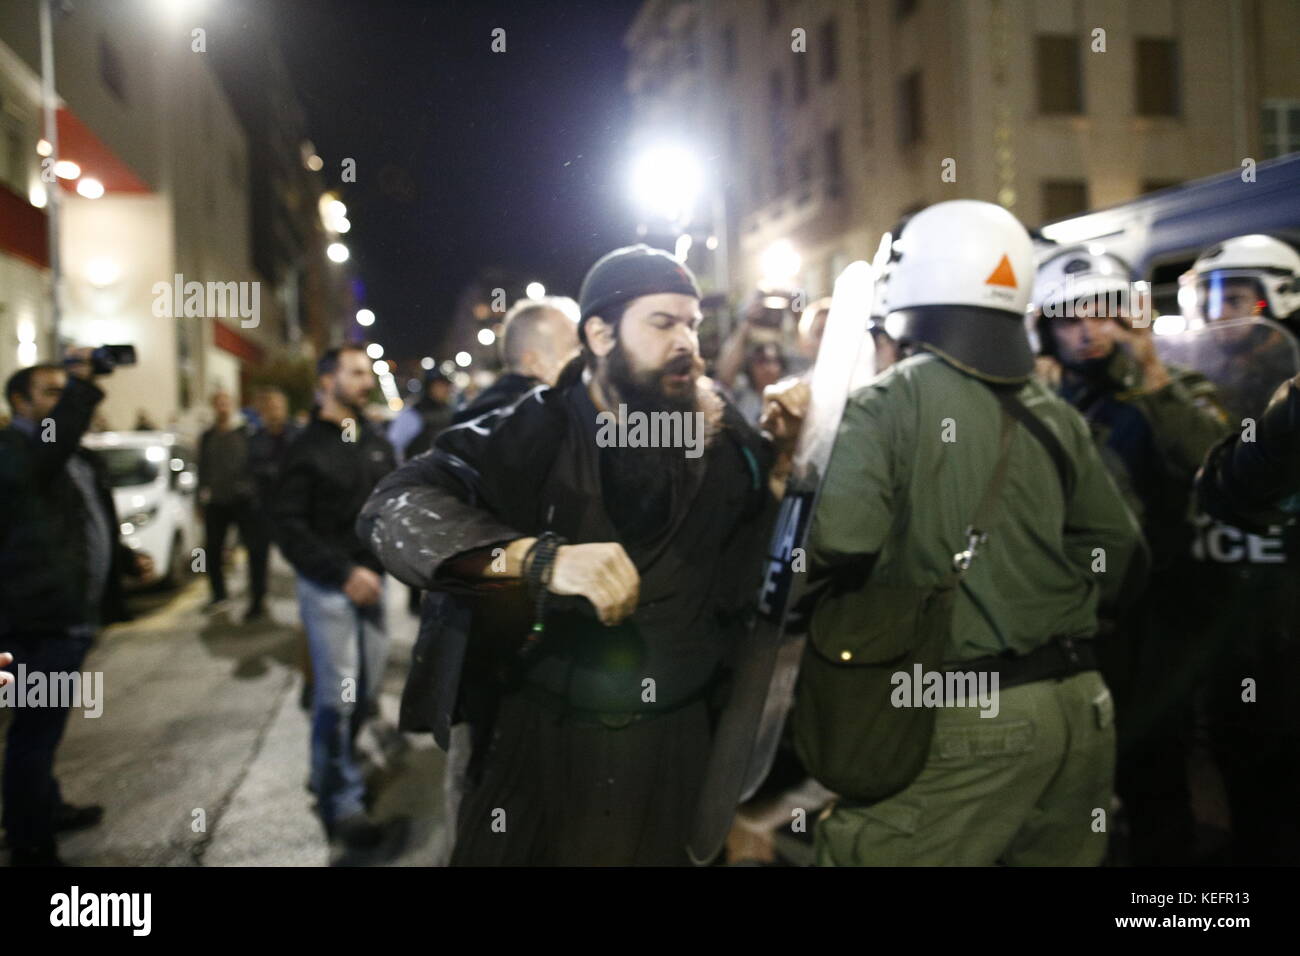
xmin=450 ymin=296 xmax=579 ymax=426
xmin=197 ymin=390 xmax=261 ymax=617
xmin=0 ymin=353 xmax=149 ymax=865
xmin=273 ymin=346 xmax=396 ymax=851
xmin=359 ymin=246 xmax=802 ymax=865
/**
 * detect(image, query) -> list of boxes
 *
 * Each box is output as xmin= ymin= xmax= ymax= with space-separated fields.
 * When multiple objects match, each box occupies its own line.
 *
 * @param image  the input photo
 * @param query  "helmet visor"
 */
xmin=1196 ymin=273 xmax=1270 ymax=322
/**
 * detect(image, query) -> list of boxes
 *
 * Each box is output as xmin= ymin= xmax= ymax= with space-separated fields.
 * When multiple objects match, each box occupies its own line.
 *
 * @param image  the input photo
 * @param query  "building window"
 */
xmin=793 ymin=47 xmax=808 ymax=103
xmin=824 ymin=127 xmax=844 ymax=198
xmin=99 ymin=34 xmax=127 ymax=103
xmin=1042 ymin=180 xmax=1089 ymax=221
xmin=1036 ymin=35 xmax=1082 ymax=114
xmin=898 ymin=71 xmax=923 ymax=147
xmin=720 ymin=24 xmax=737 ymax=75
xmin=1261 ymin=100 xmax=1300 ymax=160
xmin=1135 ymin=38 xmax=1180 ymax=117
xmin=819 ymin=18 xmax=838 ymax=83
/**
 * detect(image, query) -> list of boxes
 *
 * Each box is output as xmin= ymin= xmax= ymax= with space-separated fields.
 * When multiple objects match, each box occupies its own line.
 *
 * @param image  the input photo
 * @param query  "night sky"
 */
xmin=259 ymin=0 xmax=645 ymax=361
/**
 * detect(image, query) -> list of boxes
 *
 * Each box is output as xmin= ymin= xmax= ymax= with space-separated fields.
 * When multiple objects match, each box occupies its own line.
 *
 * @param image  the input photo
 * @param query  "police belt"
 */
xmin=944 ymin=635 xmax=1098 ymax=690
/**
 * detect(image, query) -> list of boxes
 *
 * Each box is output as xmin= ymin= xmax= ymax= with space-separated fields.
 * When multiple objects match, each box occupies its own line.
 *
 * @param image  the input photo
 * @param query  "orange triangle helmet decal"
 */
xmin=985 ymin=254 xmax=1018 ymax=288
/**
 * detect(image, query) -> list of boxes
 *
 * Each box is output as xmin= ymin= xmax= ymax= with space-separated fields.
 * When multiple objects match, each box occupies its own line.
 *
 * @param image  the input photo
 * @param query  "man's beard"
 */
xmin=603 ymin=340 xmax=702 ymax=416
xmin=332 ymin=385 xmax=366 ymax=416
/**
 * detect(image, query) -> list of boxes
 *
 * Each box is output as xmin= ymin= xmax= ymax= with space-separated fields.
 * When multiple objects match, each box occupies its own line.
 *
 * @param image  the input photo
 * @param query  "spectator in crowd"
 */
xmin=0 ymin=352 xmax=151 ymax=865
xmin=273 ymin=346 xmax=397 ymax=855
xmin=452 ymin=296 xmax=580 ymax=425
xmin=197 ymin=391 xmax=262 ymax=620
xmin=244 ymin=387 xmax=300 ymax=622
xmin=389 ymin=370 xmax=456 ymax=465
xmin=716 ymin=297 xmax=791 ymax=423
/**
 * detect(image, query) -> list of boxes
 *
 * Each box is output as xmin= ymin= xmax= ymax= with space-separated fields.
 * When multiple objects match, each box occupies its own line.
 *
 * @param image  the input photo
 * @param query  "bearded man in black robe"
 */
xmin=358 ymin=245 xmax=803 ymax=865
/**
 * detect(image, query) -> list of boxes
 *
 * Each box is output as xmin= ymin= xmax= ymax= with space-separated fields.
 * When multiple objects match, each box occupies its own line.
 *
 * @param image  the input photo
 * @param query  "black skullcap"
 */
xmin=577 ymin=244 xmax=701 ymax=343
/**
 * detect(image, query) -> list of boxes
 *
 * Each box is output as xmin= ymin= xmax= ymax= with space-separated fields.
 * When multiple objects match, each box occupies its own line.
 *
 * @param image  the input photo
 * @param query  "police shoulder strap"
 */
xmin=989 ymin=386 xmax=1076 ymax=502
xmin=949 ymin=406 xmax=1015 ymax=580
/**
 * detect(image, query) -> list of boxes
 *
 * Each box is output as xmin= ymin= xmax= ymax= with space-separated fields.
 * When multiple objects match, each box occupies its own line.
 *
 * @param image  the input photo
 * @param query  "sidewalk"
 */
xmin=0 ymin=551 xmax=449 ymax=867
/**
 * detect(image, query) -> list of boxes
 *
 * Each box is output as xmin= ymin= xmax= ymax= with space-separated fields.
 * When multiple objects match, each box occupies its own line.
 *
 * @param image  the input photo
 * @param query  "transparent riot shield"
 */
xmin=1155 ymin=317 xmax=1300 ymax=423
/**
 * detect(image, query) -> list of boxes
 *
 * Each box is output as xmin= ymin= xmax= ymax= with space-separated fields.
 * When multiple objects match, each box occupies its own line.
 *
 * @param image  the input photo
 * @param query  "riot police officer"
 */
xmin=1183 ymin=234 xmax=1300 ymax=864
xmin=1030 ymin=247 xmax=1232 ymax=864
xmin=804 ymin=201 xmax=1148 ymax=866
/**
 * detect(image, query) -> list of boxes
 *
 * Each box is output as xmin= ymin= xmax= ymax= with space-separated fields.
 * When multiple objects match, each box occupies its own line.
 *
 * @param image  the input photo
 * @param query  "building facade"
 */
xmin=626 ymin=0 xmax=1300 ymax=301
xmin=0 ymin=0 xmax=345 ymax=432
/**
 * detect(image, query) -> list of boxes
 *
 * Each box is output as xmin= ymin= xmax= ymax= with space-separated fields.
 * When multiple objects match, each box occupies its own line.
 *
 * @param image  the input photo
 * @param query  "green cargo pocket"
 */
xmin=807 ymin=581 xmax=935 ymax=666
xmin=932 ymin=719 xmax=1035 ymax=760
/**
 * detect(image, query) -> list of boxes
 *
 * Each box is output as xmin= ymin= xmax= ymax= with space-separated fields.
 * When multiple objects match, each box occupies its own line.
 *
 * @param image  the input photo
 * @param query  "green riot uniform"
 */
xmin=808 ymin=350 xmax=1147 ymax=866
xmin=1057 ymin=347 xmax=1232 ymax=865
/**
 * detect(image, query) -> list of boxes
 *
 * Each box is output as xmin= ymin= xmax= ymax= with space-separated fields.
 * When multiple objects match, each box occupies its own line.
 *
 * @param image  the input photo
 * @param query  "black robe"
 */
xmin=357 ymin=377 xmax=775 ymax=863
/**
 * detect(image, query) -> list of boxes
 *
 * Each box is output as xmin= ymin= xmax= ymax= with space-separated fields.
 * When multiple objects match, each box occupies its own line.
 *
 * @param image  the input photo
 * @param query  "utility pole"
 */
xmin=39 ymin=0 xmax=62 ymax=358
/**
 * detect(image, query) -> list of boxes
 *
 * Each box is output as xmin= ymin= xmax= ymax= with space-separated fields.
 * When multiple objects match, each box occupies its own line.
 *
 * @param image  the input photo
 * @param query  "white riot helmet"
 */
xmin=1030 ymin=246 xmax=1136 ymax=357
xmin=1192 ymin=234 xmax=1300 ymax=323
xmin=884 ymin=199 xmax=1035 ymax=382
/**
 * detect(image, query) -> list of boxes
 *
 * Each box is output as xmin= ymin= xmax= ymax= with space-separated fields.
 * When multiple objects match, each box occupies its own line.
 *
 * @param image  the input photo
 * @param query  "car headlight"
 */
xmin=121 ymin=507 xmax=157 ymax=533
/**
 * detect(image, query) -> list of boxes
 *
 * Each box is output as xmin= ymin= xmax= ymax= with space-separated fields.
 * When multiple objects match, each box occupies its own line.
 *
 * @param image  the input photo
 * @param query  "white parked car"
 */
xmin=82 ymin=431 xmax=200 ymax=588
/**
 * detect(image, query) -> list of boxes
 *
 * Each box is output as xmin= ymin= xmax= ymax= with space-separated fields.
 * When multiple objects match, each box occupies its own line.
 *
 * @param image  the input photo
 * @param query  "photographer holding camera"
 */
xmin=0 ymin=346 xmax=151 ymax=866
xmin=715 ymin=294 xmax=792 ymax=424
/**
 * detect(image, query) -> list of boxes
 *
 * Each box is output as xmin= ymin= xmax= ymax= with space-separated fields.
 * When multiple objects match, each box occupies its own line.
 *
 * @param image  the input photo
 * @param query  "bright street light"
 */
xmin=365 ymin=342 xmax=384 ymax=359
xmin=356 ymin=308 xmax=375 ymax=326
xmin=477 ymin=328 xmax=496 ymax=346
xmin=420 ymin=356 xmax=435 ymax=370
xmin=327 ymin=242 xmax=349 ymax=263
xmin=372 ymin=360 xmax=389 ymax=374
xmin=76 ymin=177 xmax=104 ymax=199
xmin=525 ymin=281 xmax=545 ymax=300
xmin=53 ymin=159 xmax=80 ymax=179
xmin=630 ymin=144 xmax=702 ymax=227
xmin=455 ymin=351 xmax=472 ymax=367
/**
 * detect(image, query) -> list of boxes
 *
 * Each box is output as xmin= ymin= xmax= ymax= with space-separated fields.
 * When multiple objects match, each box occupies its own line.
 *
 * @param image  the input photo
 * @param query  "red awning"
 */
xmin=0 ymin=182 xmax=49 ymax=269
xmin=54 ymin=107 xmax=152 ymax=195
xmin=213 ymin=321 xmax=265 ymax=365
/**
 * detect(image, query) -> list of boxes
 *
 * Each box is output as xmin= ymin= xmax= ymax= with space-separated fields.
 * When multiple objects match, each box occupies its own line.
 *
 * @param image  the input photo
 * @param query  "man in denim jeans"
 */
xmin=273 ymin=346 xmax=396 ymax=854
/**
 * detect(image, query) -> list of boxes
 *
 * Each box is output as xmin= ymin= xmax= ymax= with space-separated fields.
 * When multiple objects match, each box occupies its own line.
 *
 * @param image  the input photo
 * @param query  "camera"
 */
xmin=66 ymin=345 xmax=138 ymax=376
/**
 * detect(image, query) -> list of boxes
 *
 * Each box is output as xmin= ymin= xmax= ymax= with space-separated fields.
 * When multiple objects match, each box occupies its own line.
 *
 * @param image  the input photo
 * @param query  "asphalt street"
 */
xmin=0 ymin=552 xmax=450 ymax=867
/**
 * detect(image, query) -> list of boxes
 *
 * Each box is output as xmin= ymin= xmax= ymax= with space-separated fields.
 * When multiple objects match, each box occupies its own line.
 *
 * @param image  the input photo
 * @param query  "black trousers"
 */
xmin=450 ymin=690 xmax=712 ymax=866
xmin=204 ymin=499 xmax=267 ymax=605
xmin=1 ymin=630 xmax=93 ymax=852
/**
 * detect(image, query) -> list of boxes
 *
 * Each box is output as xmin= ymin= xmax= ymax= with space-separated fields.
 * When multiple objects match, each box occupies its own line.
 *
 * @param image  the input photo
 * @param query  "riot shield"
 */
xmin=1155 ymin=317 xmax=1300 ymax=423
xmin=687 ymin=260 xmax=877 ymax=864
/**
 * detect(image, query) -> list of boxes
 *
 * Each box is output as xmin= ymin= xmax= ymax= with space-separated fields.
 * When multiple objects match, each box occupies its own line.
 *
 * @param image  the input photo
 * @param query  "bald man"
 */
xmin=452 ymin=297 xmax=580 ymax=425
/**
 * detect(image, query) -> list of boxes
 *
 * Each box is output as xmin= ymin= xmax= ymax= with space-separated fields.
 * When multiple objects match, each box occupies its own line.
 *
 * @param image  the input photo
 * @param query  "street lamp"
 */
xmin=630 ymin=143 xmax=702 ymax=229
xmin=525 ymin=281 xmax=545 ymax=300
xmin=356 ymin=308 xmax=375 ymax=326
xmin=326 ymin=242 xmax=349 ymax=263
